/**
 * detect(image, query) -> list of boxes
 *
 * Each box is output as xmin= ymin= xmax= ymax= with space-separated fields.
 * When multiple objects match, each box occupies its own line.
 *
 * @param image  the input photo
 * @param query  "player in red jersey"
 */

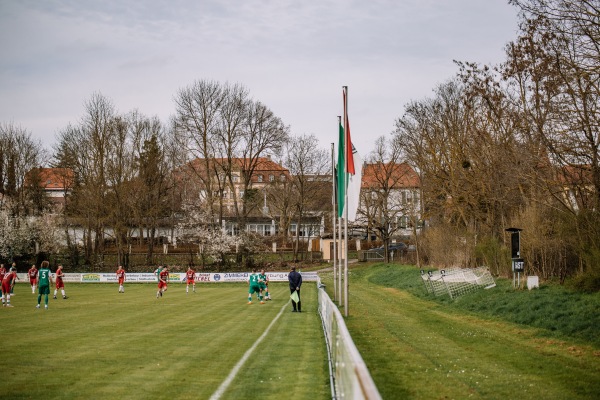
xmin=28 ymin=264 xmax=38 ymax=293
xmin=116 ymin=265 xmax=126 ymax=293
xmin=185 ymin=267 xmax=196 ymax=294
xmin=0 ymin=264 xmax=6 ymax=284
xmin=156 ymin=265 xmax=169 ymax=298
xmin=1 ymin=267 xmax=17 ymax=307
xmin=53 ymin=265 xmax=68 ymax=299
xmin=10 ymin=262 xmax=19 ymax=294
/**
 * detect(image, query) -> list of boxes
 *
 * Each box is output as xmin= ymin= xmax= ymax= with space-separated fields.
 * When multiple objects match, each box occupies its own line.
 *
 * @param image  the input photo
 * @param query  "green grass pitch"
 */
xmin=3 ymin=282 xmax=330 ymax=400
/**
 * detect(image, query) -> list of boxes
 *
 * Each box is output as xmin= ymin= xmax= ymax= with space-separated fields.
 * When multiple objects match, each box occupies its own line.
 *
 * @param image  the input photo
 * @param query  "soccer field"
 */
xmin=4 ymin=282 xmax=330 ymax=400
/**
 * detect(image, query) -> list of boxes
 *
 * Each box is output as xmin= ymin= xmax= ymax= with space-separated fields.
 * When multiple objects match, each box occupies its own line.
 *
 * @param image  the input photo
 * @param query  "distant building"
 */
xmin=176 ymin=157 xmax=323 ymax=242
xmin=178 ymin=157 xmax=290 ymax=212
xmin=357 ymin=162 xmax=422 ymax=240
xmin=27 ymin=167 xmax=74 ymax=211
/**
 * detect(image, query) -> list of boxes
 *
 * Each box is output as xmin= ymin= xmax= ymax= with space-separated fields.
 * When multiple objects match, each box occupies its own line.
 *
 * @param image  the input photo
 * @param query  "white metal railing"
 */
xmin=318 ymin=279 xmax=382 ymax=400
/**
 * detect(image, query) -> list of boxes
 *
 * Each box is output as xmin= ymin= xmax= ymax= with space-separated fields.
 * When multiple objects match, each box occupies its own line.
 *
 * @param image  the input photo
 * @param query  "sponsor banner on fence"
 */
xmin=62 ymin=273 xmax=84 ymax=283
xmin=16 ymin=271 xmax=318 ymax=283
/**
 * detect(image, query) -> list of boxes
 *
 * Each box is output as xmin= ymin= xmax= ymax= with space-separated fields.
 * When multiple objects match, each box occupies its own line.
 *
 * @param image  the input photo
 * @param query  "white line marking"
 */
xmin=209 ymin=301 xmax=289 ymax=400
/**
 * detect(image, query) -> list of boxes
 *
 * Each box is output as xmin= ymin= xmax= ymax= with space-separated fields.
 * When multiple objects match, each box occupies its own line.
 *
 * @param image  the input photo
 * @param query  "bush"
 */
xmin=568 ymin=271 xmax=600 ymax=293
xmin=474 ymin=235 xmax=511 ymax=276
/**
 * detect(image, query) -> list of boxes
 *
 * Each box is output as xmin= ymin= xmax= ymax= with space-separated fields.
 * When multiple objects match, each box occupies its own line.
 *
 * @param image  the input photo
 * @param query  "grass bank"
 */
xmin=321 ymin=263 xmax=600 ymax=399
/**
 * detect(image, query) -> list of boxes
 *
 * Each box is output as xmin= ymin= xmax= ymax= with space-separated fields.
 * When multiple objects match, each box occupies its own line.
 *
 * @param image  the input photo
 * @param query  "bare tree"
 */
xmin=214 ymin=83 xmax=249 ymax=225
xmin=54 ymin=94 xmax=175 ymax=269
xmin=173 ymin=80 xmax=225 ymax=223
xmin=284 ymin=134 xmax=329 ymax=260
xmin=395 ymin=78 xmax=529 ymax=267
xmin=54 ymin=93 xmax=116 ymax=266
xmin=236 ymin=100 xmax=289 ymax=228
xmin=0 ymin=122 xmax=47 ymax=216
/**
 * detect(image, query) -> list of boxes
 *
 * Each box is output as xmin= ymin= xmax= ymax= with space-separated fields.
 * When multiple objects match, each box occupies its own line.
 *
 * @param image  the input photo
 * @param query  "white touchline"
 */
xmin=209 ymin=300 xmax=290 ymax=400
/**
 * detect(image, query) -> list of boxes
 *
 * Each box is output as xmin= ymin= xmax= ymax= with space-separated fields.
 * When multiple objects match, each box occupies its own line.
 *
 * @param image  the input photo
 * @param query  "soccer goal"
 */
xmin=421 ymin=267 xmax=496 ymax=299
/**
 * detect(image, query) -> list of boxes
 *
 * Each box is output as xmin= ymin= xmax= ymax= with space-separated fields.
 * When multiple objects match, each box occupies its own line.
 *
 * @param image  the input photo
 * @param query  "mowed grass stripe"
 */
xmin=321 ymin=265 xmax=600 ymax=400
xmin=4 ymin=282 xmax=329 ymax=400
xmin=209 ymin=300 xmax=289 ymax=400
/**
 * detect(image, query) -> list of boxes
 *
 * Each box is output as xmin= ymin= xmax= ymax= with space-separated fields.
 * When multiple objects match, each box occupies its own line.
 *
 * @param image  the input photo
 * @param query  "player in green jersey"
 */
xmin=36 ymin=260 xmax=53 ymax=309
xmin=258 ymin=269 xmax=270 ymax=300
xmin=247 ymin=269 xmax=264 ymax=304
xmin=154 ymin=265 xmax=163 ymax=282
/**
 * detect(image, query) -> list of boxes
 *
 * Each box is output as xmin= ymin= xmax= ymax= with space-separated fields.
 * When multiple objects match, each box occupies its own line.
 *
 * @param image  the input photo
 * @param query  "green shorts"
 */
xmin=248 ymin=284 xmax=261 ymax=294
xmin=259 ymin=283 xmax=267 ymax=290
xmin=39 ymin=285 xmax=50 ymax=295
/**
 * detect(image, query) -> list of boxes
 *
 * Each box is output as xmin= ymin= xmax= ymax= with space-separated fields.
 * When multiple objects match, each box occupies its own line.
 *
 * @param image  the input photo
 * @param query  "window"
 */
xmin=269 ymin=174 xmax=274 ymax=182
xmin=280 ymin=174 xmax=285 ymax=181
xmin=246 ymin=224 xmax=271 ymax=235
xmin=398 ymin=216 xmax=409 ymax=229
xmin=288 ymin=223 xmax=316 ymax=238
xmin=257 ymin=175 xmax=263 ymax=182
xmin=226 ymin=223 xmax=240 ymax=236
xmin=401 ymin=190 xmax=414 ymax=205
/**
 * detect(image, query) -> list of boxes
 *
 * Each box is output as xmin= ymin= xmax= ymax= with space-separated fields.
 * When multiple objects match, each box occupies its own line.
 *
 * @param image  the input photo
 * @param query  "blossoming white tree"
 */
xmin=176 ymin=203 xmax=238 ymax=267
xmin=0 ymin=208 xmax=62 ymax=261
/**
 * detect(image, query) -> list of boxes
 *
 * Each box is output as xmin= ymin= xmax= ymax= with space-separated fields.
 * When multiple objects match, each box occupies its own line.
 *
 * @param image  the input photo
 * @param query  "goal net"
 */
xmin=421 ymin=267 xmax=496 ymax=299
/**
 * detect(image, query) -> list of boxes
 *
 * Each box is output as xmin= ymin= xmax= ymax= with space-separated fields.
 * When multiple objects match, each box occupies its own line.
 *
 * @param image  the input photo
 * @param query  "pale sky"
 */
xmin=0 ymin=0 xmax=520 ymax=163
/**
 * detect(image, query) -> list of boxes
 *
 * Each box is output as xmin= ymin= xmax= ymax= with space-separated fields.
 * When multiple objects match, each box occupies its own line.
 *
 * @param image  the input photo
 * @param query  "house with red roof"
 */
xmin=358 ymin=161 xmax=422 ymax=240
xmin=177 ymin=156 xmax=323 ymax=242
xmin=26 ymin=167 xmax=74 ymax=211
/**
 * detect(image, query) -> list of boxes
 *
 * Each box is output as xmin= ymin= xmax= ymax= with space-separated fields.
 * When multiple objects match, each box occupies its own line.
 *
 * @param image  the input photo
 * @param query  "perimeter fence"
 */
xmin=318 ymin=278 xmax=382 ymax=400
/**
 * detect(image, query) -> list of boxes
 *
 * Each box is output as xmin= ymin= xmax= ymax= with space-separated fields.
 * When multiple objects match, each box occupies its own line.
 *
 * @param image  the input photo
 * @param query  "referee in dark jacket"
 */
xmin=288 ymin=266 xmax=302 ymax=312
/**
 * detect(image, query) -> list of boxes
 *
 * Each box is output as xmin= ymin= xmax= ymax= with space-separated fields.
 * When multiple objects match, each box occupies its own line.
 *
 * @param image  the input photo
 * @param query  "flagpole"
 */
xmin=338 ymin=215 xmax=343 ymax=306
xmin=337 ymin=206 xmax=343 ymax=306
xmin=343 ymin=86 xmax=349 ymax=317
xmin=337 ymin=117 xmax=343 ymax=307
xmin=331 ymin=142 xmax=337 ymax=302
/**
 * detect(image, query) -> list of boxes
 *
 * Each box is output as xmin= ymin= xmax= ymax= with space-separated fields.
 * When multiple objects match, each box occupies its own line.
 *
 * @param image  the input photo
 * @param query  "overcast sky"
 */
xmin=0 ymin=0 xmax=520 ymax=162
